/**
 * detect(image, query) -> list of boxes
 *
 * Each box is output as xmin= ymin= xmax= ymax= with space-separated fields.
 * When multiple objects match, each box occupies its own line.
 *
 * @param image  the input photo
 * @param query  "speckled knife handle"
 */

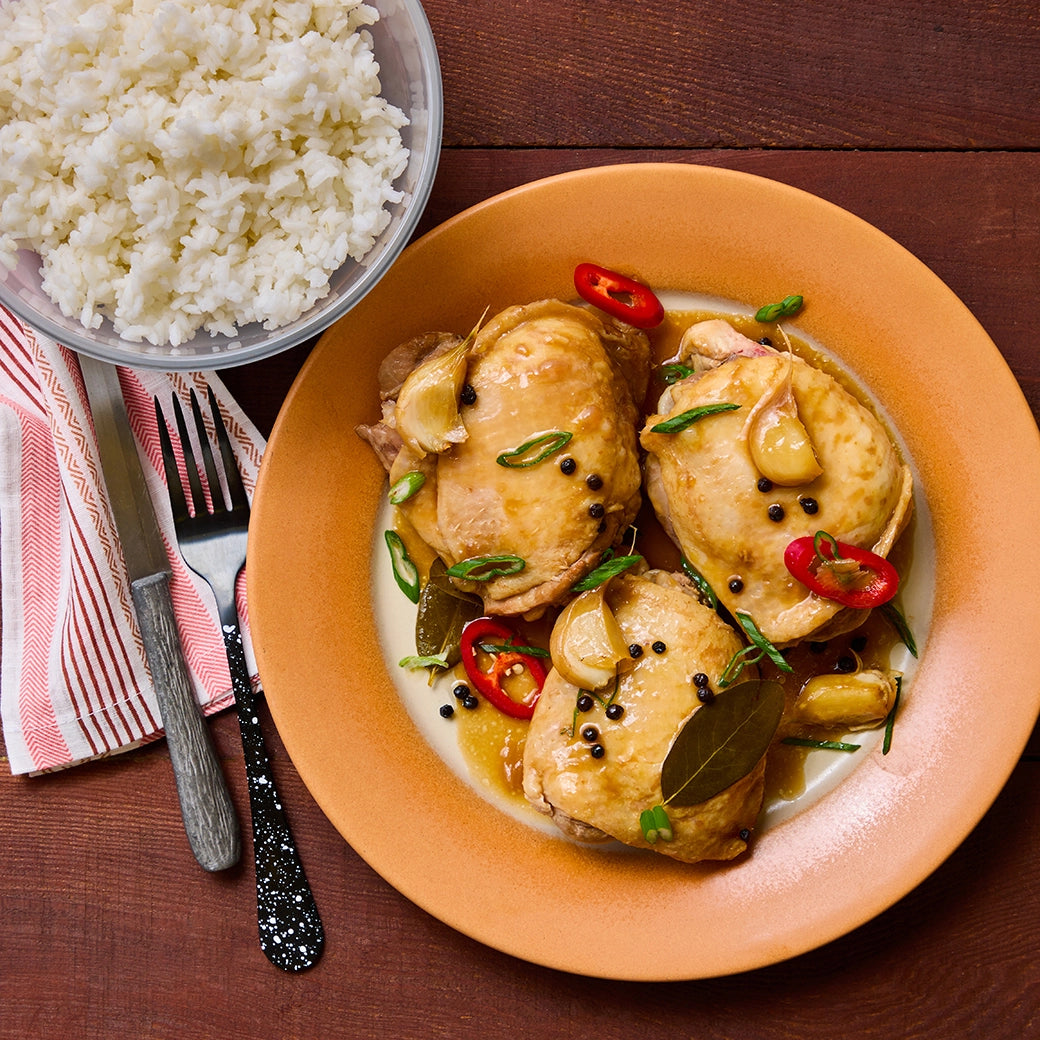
xmin=220 ymin=610 xmax=324 ymax=972
xmin=131 ymin=573 xmax=242 ymax=872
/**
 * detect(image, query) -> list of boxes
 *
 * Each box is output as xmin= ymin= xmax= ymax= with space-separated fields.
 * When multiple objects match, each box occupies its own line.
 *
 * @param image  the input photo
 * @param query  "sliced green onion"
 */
xmin=445 ymin=554 xmax=526 ymax=581
xmin=478 ymin=642 xmax=551 ymax=658
xmin=398 ymin=652 xmax=450 ymax=670
xmin=650 ymin=402 xmax=740 ymax=434
xmin=388 ymin=471 xmax=426 ymax=504
xmin=882 ymin=675 xmax=902 ymax=755
xmin=571 ymin=554 xmax=643 ymax=591
xmin=680 ymin=556 xmax=718 ymax=609
xmin=755 ymin=295 xmax=804 ymax=323
xmin=639 ymin=804 xmax=673 ymax=844
xmin=384 ymin=530 xmax=420 ymax=603
xmin=496 ymin=431 xmax=573 ymax=468
xmin=659 ymin=363 xmax=694 ymax=385
xmin=881 ymin=602 xmax=918 ymax=658
xmin=782 ymin=737 xmax=861 ymax=753
xmin=735 ymin=611 xmax=792 ymax=673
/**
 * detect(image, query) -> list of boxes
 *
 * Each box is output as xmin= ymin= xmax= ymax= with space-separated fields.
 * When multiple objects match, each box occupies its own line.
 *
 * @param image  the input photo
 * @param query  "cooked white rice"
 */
xmin=0 ymin=0 xmax=409 ymax=346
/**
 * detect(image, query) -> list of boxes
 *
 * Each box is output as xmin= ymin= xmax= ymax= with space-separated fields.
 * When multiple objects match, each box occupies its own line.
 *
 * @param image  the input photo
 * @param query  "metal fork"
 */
xmin=155 ymin=386 xmax=324 ymax=973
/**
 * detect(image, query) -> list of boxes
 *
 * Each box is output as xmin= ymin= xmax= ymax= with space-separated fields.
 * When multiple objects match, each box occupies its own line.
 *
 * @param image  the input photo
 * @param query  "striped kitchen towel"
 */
xmin=0 ymin=306 xmax=266 ymax=775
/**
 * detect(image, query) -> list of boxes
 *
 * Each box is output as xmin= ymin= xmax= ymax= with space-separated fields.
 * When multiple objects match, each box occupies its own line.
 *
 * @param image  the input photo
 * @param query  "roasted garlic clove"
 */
xmin=393 ymin=337 xmax=471 ymax=456
xmin=789 ymin=668 xmax=899 ymax=730
xmin=745 ymin=368 xmax=822 ymax=486
xmin=549 ymin=583 xmax=631 ymax=690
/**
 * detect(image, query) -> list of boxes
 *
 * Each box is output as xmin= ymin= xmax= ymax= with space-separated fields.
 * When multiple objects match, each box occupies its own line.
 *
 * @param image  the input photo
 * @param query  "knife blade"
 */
xmin=79 ymin=354 xmax=241 ymax=872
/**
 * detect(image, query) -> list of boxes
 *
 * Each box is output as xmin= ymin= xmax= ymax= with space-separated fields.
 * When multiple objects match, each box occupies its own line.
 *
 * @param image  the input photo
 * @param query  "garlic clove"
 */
xmin=789 ymin=668 xmax=899 ymax=730
xmin=550 ymin=584 xmax=631 ymax=690
xmin=394 ymin=338 xmax=471 ymax=457
xmin=745 ymin=365 xmax=822 ymax=487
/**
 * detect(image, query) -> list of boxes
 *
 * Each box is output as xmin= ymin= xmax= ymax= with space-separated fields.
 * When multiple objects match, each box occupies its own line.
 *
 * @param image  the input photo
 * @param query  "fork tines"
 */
xmin=155 ymin=386 xmax=249 ymax=524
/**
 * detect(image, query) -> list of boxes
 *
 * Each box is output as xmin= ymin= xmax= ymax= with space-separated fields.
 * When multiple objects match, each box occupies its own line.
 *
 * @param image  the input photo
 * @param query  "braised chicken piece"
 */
xmin=358 ymin=300 xmax=651 ymax=617
xmin=641 ymin=320 xmax=912 ymax=646
xmin=523 ymin=569 xmax=764 ymax=863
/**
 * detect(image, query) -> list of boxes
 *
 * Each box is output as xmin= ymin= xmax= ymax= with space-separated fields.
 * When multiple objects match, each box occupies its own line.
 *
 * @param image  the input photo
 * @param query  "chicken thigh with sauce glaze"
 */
xmin=358 ymin=300 xmax=651 ymax=617
xmin=641 ymin=320 xmax=913 ymax=646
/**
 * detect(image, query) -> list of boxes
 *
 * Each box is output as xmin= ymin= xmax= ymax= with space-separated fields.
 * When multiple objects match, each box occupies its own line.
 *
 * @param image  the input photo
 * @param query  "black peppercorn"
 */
xmin=628 ymin=643 xmax=644 ymax=659
xmin=799 ymin=496 xmax=819 ymax=515
xmin=462 ymin=693 xmax=479 ymax=710
xmin=586 ymin=474 xmax=603 ymax=490
xmin=728 ymin=576 xmax=744 ymax=593
xmin=581 ymin=725 xmax=599 ymax=743
xmin=576 ymin=694 xmax=594 ymax=712
xmin=590 ymin=744 xmax=605 ymax=759
xmin=439 ymin=703 xmax=455 ymax=719
xmin=652 ymin=640 xmax=667 ymax=654
xmin=835 ymin=655 xmax=856 ymax=674
xmin=739 ymin=827 xmax=751 ymax=842
xmin=453 ymin=683 xmax=470 ymax=699
xmin=757 ymin=476 xmax=773 ymax=493
xmin=605 ymin=703 xmax=624 ymax=721
xmin=767 ymin=503 xmax=785 ymax=522
xmin=851 ymin=635 xmax=868 ymax=652
xmin=560 ymin=456 xmax=577 ymax=475
xmin=693 ymin=672 xmax=709 ymax=687
xmin=697 ymin=688 xmax=714 ymax=704
xmin=588 ymin=502 xmax=605 ymax=519
xmin=460 ymin=384 xmax=477 ymax=406
xmin=758 ymin=337 xmax=772 ymax=346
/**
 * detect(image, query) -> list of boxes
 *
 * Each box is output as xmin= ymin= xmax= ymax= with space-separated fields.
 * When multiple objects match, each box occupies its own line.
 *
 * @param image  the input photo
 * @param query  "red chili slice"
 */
xmin=784 ymin=532 xmax=899 ymax=610
xmin=573 ymin=262 xmax=664 ymax=329
xmin=459 ymin=617 xmax=548 ymax=720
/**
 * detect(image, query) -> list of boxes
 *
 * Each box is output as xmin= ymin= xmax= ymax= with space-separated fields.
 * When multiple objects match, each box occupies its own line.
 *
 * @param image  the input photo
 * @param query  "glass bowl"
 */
xmin=0 ymin=0 xmax=442 ymax=370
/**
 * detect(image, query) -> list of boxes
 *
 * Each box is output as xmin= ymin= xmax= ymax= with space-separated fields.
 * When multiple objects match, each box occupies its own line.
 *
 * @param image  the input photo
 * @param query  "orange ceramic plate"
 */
xmin=247 ymin=164 xmax=1040 ymax=980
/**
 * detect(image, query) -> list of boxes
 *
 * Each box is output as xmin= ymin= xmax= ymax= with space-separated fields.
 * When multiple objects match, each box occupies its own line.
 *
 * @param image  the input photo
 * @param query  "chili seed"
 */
xmin=560 ymin=457 xmax=577 ymax=475
xmin=439 ymin=704 xmax=455 ymax=719
xmin=462 ymin=694 xmax=479 ymax=710
xmin=697 ymin=688 xmax=715 ymax=704
xmin=453 ymin=683 xmax=470 ymax=699
xmin=581 ymin=725 xmax=599 ymax=743
xmin=605 ymin=703 xmax=624 ymax=721
xmin=586 ymin=474 xmax=604 ymax=491
xmin=767 ymin=503 xmax=785 ymax=522
xmin=652 ymin=640 xmax=667 ymax=654
xmin=693 ymin=672 xmax=709 ymax=688
xmin=757 ymin=477 xmax=773 ymax=493
xmin=460 ymin=384 xmax=477 ymax=406
xmin=590 ymin=744 xmax=605 ymax=759
xmin=835 ymin=655 xmax=856 ymax=674
xmin=739 ymin=827 xmax=751 ymax=842
xmin=728 ymin=576 xmax=744 ymax=593
xmin=628 ymin=643 xmax=644 ymax=659
xmin=588 ymin=502 xmax=605 ymax=519
xmin=577 ymin=694 xmax=595 ymax=712
xmin=799 ymin=496 xmax=819 ymax=515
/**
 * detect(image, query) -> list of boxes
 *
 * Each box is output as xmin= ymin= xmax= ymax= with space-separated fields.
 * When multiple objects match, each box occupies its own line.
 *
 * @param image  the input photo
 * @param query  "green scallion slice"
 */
xmin=384 ymin=530 xmax=420 ymax=603
xmin=782 ymin=737 xmax=861 ymax=753
xmin=445 ymin=554 xmax=526 ymax=581
xmin=388 ymin=471 xmax=426 ymax=504
xmin=755 ymin=294 xmax=804 ymax=323
xmin=571 ymin=554 xmax=642 ymax=591
xmin=650 ymin=402 xmax=740 ymax=434
xmin=659 ymin=363 xmax=694 ymax=385
xmin=496 ymin=431 xmax=573 ymax=468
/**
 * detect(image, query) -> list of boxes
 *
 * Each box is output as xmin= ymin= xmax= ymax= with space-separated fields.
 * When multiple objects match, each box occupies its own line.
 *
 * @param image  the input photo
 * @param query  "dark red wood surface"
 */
xmin=4 ymin=1 xmax=1039 ymax=1037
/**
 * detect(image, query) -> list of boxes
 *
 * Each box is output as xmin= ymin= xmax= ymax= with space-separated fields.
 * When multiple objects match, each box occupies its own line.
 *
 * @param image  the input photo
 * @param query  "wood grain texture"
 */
xmin=4 ymin=0 xmax=1040 ymax=1034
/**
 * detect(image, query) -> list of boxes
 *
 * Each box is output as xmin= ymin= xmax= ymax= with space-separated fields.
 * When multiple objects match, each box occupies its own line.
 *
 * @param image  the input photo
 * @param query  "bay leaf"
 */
xmin=660 ymin=679 xmax=784 ymax=806
xmin=415 ymin=558 xmax=483 ymax=664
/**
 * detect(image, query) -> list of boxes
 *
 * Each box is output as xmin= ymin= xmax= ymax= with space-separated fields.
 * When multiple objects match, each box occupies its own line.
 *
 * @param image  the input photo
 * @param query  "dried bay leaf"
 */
xmin=415 ymin=558 xmax=483 ymax=665
xmin=661 ymin=680 xmax=784 ymax=806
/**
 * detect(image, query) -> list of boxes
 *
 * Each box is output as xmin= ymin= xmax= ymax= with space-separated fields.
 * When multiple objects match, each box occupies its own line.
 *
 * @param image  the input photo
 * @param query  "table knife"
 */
xmin=79 ymin=354 xmax=241 ymax=872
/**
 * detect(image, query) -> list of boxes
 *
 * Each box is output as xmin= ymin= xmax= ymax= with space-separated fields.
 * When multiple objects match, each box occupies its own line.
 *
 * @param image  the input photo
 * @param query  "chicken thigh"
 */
xmin=358 ymin=300 xmax=651 ymax=617
xmin=523 ymin=570 xmax=765 ymax=864
xmin=641 ymin=320 xmax=912 ymax=646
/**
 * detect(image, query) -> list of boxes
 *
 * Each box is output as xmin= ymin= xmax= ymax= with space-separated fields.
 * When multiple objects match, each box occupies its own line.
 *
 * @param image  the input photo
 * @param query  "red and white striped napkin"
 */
xmin=0 ymin=306 xmax=266 ymax=775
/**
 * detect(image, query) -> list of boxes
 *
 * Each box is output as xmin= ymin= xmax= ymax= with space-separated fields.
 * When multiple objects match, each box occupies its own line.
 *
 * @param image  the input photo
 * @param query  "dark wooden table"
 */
xmin=4 ymin=1 xmax=1040 ymax=1036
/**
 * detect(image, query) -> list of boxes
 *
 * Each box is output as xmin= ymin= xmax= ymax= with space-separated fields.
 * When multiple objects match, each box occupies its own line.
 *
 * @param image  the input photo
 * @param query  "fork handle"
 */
xmin=222 ymin=618 xmax=325 ymax=972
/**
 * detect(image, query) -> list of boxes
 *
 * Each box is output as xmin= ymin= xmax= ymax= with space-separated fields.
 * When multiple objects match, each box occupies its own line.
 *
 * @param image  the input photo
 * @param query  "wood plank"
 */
xmin=423 ymin=0 xmax=1040 ymax=148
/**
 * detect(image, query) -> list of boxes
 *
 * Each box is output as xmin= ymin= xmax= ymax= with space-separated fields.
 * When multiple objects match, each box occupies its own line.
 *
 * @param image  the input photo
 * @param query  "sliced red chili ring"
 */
xmin=459 ymin=617 xmax=548 ymax=720
xmin=783 ymin=532 xmax=899 ymax=610
xmin=573 ymin=262 xmax=664 ymax=329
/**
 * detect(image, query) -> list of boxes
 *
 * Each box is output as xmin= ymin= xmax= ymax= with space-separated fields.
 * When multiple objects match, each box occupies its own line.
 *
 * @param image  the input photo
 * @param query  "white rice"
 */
xmin=0 ymin=0 xmax=409 ymax=346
